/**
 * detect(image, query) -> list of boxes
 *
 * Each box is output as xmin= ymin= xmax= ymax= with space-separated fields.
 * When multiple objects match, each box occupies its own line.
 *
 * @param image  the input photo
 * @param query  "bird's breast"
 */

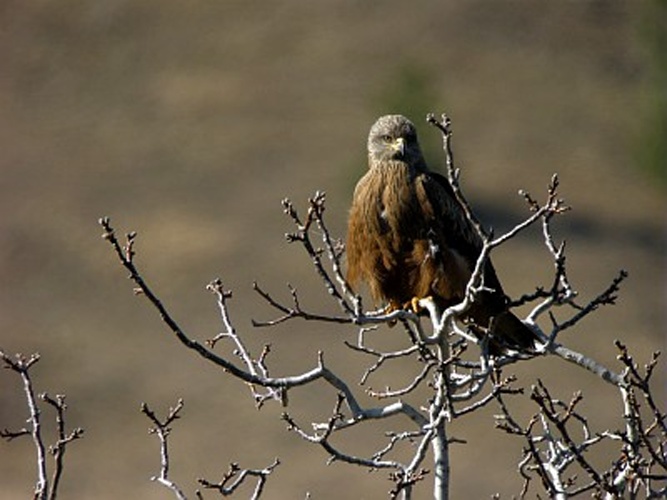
xmin=354 ymin=163 xmax=423 ymax=245
xmin=378 ymin=167 xmax=422 ymax=234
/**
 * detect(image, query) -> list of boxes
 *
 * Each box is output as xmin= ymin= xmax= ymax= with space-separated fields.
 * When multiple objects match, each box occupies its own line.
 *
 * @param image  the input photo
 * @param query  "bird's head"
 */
xmin=367 ymin=114 xmax=425 ymax=168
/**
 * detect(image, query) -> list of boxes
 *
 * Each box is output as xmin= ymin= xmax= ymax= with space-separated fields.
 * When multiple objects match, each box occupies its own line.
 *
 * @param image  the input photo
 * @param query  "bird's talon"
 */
xmin=383 ymin=300 xmax=402 ymax=315
xmin=380 ymin=301 xmax=401 ymax=327
xmin=405 ymin=296 xmax=431 ymax=314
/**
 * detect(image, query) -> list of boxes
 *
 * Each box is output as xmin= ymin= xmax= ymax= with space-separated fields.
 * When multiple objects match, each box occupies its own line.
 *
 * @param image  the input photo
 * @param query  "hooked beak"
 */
xmin=391 ymin=137 xmax=406 ymax=157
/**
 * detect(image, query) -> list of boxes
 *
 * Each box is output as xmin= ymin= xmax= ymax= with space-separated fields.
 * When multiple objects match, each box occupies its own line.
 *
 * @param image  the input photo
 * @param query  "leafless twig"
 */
xmin=495 ymin=345 xmax=666 ymax=499
xmin=142 ymin=399 xmax=188 ymax=500
xmin=0 ymin=350 xmax=83 ymax=500
xmin=198 ymin=458 xmax=280 ymax=499
xmin=142 ymin=399 xmax=279 ymax=499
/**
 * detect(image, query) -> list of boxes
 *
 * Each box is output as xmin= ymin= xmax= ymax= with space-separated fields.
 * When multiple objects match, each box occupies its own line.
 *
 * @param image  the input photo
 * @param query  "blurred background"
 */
xmin=1 ymin=1 xmax=665 ymax=498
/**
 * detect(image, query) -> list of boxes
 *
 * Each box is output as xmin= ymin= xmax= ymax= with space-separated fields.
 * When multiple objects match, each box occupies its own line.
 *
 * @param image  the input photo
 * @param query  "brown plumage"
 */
xmin=346 ymin=114 xmax=536 ymax=352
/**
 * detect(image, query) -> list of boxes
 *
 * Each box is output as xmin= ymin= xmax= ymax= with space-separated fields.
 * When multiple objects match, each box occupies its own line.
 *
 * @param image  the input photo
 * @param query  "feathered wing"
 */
xmin=345 ymin=173 xmax=368 ymax=293
xmin=415 ymin=171 xmax=537 ymax=351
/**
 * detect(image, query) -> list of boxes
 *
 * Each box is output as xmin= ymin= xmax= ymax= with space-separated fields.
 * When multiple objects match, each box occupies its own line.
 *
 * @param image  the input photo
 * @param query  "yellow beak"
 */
xmin=392 ymin=137 xmax=406 ymax=156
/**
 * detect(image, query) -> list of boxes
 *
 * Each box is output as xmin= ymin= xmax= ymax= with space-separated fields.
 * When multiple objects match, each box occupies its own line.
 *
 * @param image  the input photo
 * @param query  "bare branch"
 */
xmin=367 ymin=360 xmax=437 ymax=400
xmin=427 ymin=113 xmax=489 ymax=241
xmin=251 ymin=281 xmax=352 ymax=326
xmin=0 ymin=350 xmax=49 ymax=499
xmin=281 ymin=193 xmax=358 ymax=316
xmin=283 ymin=394 xmax=403 ymax=470
xmin=100 ymin=217 xmax=430 ymax=435
xmin=495 ymin=344 xmax=666 ymax=498
xmin=197 ymin=458 xmax=280 ymax=499
xmin=42 ymin=393 xmax=84 ymax=497
xmin=142 ymin=399 xmax=187 ymax=500
xmin=142 ymin=399 xmax=281 ymax=500
xmin=1 ymin=350 xmax=82 ymax=500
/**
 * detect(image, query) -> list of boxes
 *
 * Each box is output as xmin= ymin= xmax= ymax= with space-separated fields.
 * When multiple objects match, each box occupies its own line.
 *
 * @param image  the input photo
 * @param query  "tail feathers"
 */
xmin=468 ymin=310 xmax=538 ymax=355
xmin=490 ymin=311 xmax=538 ymax=353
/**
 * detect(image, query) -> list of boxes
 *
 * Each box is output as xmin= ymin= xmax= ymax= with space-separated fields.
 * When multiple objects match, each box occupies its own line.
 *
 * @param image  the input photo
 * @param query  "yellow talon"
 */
xmin=406 ymin=296 xmax=433 ymax=314
xmin=381 ymin=297 xmax=433 ymax=326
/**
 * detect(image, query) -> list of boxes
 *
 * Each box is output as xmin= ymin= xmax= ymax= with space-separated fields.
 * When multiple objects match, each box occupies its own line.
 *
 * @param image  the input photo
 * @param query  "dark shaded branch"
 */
xmin=251 ymin=281 xmax=352 ymax=327
xmin=198 ymin=458 xmax=280 ymax=499
xmin=42 ymin=393 xmax=84 ymax=497
xmin=281 ymin=193 xmax=358 ymax=316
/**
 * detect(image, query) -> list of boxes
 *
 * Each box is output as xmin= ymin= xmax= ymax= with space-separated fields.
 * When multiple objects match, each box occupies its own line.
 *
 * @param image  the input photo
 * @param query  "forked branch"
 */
xmin=0 ymin=350 xmax=83 ymax=500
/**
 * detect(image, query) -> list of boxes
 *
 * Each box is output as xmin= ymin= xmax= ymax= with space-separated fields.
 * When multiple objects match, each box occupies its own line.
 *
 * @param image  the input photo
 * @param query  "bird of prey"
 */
xmin=346 ymin=114 xmax=536 ymax=352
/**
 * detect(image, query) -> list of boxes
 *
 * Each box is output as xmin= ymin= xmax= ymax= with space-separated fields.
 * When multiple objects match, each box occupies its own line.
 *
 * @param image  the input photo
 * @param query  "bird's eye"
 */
xmin=381 ymin=134 xmax=392 ymax=142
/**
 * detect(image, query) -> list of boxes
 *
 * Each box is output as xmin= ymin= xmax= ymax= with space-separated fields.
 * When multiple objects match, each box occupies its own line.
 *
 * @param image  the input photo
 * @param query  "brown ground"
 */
xmin=1 ymin=1 xmax=665 ymax=498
